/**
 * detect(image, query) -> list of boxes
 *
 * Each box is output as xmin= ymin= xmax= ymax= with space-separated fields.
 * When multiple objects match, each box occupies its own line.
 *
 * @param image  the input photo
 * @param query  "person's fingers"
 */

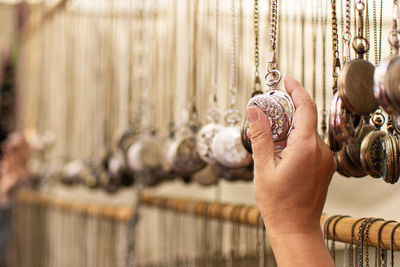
xmin=246 ymin=107 xmax=275 ymax=169
xmin=284 ymin=76 xmax=318 ymax=137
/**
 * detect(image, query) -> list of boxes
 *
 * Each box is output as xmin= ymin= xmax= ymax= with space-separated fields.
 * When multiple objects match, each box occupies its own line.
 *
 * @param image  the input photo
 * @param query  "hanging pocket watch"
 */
xmin=335 ymin=146 xmax=367 ymax=178
xmin=167 ymin=123 xmax=206 ymax=176
xmin=382 ymin=134 xmax=399 ymax=184
xmin=345 ymin=123 xmax=376 ymax=169
xmin=374 ymin=32 xmax=400 ymax=114
xmin=127 ymin=131 xmax=163 ymax=175
xmin=196 ymin=108 xmax=223 ymax=164
xmin=60 ymin=159 xmax=85 ymax=186
xmin=329 ymin=92 xmax=362 ymax=146
xmin=246 ymin=71 xmax=295 ymax=145
xmin=337 ymin=3 xmax=378 ymax=116
xmin=360 ymin=130 xmax=386 ymax=178
xmin=211 ymin=110 xmax=252 ymax=169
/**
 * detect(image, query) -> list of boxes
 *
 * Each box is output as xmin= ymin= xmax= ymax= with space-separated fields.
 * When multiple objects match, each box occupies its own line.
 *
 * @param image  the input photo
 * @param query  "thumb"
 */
xmin=246 ymin=107 xmax=275 ymax=168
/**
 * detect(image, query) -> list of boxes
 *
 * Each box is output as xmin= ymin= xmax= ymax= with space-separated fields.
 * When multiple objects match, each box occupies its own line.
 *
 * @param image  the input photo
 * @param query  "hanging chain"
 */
xmin=253 ymin=0 xmax=261 ymax=92
xmin=311 ymin=0 xmax=319 ymax=101
xmin=169 ymin=0 xmax=178 ymax=133
xmin=343 ymin=0 xmax=352 ymax=65
xmin=207 ymin=0 xmax=220 ymax=123
xmin=268 ymin=0 xmax=278 ymax=71
xmin=189 ymin=0 xmax=199 ymax=123
xmin=229 ymin=0 xmax=237 ymax=111
xmin=354 ymin=0 xmax=370 ymax=58
xmin=331 ymin=0 xmax=341 ymax=93
xmin=373 ymin=0 xmax=384 ymax=64
xmin=224 ymin=0 xmax=241 ymax=125
xmin=365 ymin=0 xmax=370 ymax=61
xmin=321 ymin=0 xmax=328 ymax=136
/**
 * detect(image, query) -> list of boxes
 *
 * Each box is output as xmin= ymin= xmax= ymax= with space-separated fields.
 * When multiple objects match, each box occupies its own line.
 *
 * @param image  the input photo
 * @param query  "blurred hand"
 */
xmin=0 ymin=133 xmax=30 ymax=205
xmin=246 ymin=76 xmax=335 ymax=266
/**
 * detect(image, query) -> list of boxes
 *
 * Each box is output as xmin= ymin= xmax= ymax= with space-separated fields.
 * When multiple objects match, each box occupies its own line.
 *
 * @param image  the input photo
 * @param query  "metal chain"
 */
xmin=321 ymin=0 xmax=328 ymax=136
xmin=253 ymin=0 xmax=260 ymax=80
xmin=349 ymin=218 xmax=366 ymax=267
xmin=170 ymin=0 xmax=178 ymax=129
xmin=359 ymin=218 xmax=374 ymax=267
xmin=212 ymin=0 xmax=219 ymax=90
xmin=331 ymin=0 xmax=341 ymax=93
xmin=373 ymin=0 xmax=384 ymax=64
xmin=376 ymin=221 xmax=396 ymax=267
xmin=365 ymin=0 xmax=370 ymax=60
xmin=229 ymin=0 xmax=237 ymax=110
xmin=207 ymin=0 xmax=220 ymax=123
xmin=390 ymin=223 xmax=400 ymax=267
xmin=365 ymin=218 xmax=384 ymax=267
xmin=268 ymin=0 xmax=279 ymax=71
xmin=311 ymin=0 xmax=318 ymax=101
xmin=190 ymin=0 xmax=199 ymax=120
xmin=343 ymin=0 xmax=352 ymax=65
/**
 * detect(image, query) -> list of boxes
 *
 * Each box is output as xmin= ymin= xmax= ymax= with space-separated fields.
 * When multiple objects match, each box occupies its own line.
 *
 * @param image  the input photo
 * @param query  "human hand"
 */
xmin=0 ymin=133 xmax=30 ymax=204
xmin=247 ymin=76 xmax=335 ymax=236
xmin=246 ymin=76 xmax=335 ymax=266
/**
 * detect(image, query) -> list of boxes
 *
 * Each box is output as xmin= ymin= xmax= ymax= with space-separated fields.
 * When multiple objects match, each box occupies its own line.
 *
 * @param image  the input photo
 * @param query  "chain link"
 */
xmin=253 ymin=0 xmax=260 ymax=78
xmin=268 ymin=0 xmax=278 ymax=71
xmin=190 ymin=0 xmax=199 ymax=121
xmin=229 ymin=0 xmax=237 ymax=110
xmin=331 ymin=0 xmax=341 ymax=93
xmin=343 ymin=0 xmax=352 ymax=65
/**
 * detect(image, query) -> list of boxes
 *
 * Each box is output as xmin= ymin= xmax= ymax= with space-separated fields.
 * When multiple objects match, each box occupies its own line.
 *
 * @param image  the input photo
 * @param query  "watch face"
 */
xmin=211 ymin=126 xmax=251 ymax=169
xmin=247 ymin=90 xmax=294 ymax=142
xmin=173 ymin=136 xmax=206 ymax=174
xmin=196 ymin=123 xmax=223 ymax=163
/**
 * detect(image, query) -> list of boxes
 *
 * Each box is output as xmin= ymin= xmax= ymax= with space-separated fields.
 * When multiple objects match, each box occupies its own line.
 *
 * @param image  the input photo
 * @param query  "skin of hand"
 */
xmin=0 ymin=133 xmax=30 ymax=205
xmin=246 ymin=76 xmax=336 ymax=267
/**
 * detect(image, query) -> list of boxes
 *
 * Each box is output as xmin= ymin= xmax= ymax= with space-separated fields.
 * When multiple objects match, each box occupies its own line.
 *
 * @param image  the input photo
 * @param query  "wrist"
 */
xmin=266 ymin=228 xmax=334 ymax=267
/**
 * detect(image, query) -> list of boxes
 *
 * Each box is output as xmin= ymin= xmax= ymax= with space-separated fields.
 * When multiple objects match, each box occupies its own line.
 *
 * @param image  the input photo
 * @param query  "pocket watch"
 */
xmin=337 ymin=4 xmax=378 ymax=116
xmin=360 ymin=130 xmax=386 ymax=178
xmin=192 ymin=164 xmax=218 ymax=186
xmin=127 ymin=133 xmax=163 ymax=174
xmin=196 ymin=111 xmax=223 ymax=164
xmin=61 ymin=159 xmax=85 ymax=186
xmin=167 ymin=124 xmax=206 ymax=176
xmin=329 ymin=92 xmax=362 ymax=145
xmin=374 ymin=54 xmax=400 ymax=114
xmin=346 ymin=123 xmax=376 ymax=168
xmin=211 ymin=110 xmax=252 ymax=169
xmin=335 ymin=146 xmax=367 ymax=178
xmin=382 ymin=134 xmax=399 ymax=184
xmin=246 ymin=71 xmax=295 ymax=144
xmin=338 ymin=56 xmax=378 ymax=115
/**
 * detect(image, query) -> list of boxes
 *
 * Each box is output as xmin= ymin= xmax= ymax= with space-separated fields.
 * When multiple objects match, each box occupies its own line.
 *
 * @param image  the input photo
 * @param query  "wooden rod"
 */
xmin=16 ymin=190 xmax=400 ymax=250
xmin=140 ymin=193 xmax=400 ymax=251
xmin=17 ymin=190 xmax=134 ymax=222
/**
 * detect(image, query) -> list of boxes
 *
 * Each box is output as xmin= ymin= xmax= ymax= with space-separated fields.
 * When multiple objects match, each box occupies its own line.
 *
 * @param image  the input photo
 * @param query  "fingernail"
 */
xmin=246 ymin=107 xmax=259 ymax=124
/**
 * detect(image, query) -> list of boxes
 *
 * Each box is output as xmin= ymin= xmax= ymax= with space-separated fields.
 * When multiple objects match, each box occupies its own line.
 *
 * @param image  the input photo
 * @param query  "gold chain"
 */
xmin=331 ymin=0 xmax=340 ymax=93
xmin=253 ymin=0 xmax=259 ymax=78
xmin=268 ymin=0 xmax=278 ymax=71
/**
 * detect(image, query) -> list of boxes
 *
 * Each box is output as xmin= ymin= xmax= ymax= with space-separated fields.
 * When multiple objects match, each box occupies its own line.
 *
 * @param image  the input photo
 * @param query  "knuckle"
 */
xmin=250 ymin=127 xmax=268 ymax=147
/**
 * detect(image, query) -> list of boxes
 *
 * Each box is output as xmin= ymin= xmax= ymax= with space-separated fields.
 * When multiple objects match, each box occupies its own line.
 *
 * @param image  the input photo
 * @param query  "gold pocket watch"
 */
xmin=360 ymin=130 xmax=386 ymax=178
xmin=337 ymin=2 xmax=378 ymax=116
xmin=382 ymin=134 xmax=399 ymax=184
